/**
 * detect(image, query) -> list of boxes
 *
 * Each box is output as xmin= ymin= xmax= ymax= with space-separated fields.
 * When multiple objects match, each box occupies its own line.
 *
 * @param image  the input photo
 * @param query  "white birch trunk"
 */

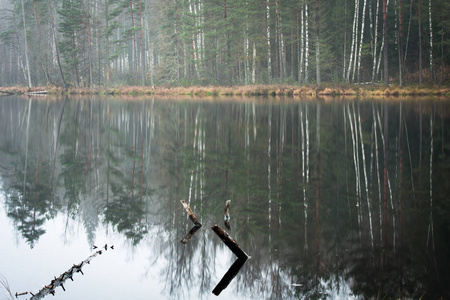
xmin=252 ymin=42 xmax=256 ymax=83
xmin=357 ymin=0 xmax=367 ymax=82
xmin=351 ymin=0 xmax=360 ymax=82
xmin=189 ymin=0 xmax=200 ymax=79
xmin=299 ymin=5 xmax=304 ymax=84
xmin=428 ymin=0 xmax=433 ymax=81
xmin=305 ymin=2 xmax=310 ymax=84
xmin=20 ymin=0 xmax=32 ymax=88
xmin=266 ymin=0 xmax=272 ymax=83
xmin=347 ymin=0 xmax=359 ymax=82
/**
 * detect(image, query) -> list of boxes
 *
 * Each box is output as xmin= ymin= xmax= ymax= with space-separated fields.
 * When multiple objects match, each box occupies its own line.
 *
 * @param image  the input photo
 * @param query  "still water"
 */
xmin=0 ymin=95 xmax=449 ymax=300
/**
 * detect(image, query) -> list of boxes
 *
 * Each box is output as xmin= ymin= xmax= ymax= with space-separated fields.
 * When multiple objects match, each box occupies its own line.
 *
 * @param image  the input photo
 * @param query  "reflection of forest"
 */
xmin=0 ymin=96 xmax=449 ymax=299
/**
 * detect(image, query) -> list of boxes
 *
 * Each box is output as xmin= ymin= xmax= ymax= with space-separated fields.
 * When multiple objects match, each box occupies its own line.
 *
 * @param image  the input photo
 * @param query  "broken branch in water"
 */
xmin=180 ymin=200 xmax=202 ymax=226
xmin=211 ymin=225 xmax=249 ymax=259
xmin=180 ymin=224 xmax=202 ymax=244
xmin=211 ymin=225 xmax=250 ymax=296
xmin=15 ymin=248 xmax=112 ymax=299
xmin=180 ymin=200 xmax=202 ymax=244
xmin=224 ymin=199 xmax=231 ymax=220
xmin=212 ymin=256 xmax=247 ymax=296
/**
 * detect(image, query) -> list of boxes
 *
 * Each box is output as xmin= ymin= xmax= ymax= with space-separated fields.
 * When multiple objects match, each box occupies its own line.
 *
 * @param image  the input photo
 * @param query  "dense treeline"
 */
xmin=0 ymin=0 xmax=449 ymax=88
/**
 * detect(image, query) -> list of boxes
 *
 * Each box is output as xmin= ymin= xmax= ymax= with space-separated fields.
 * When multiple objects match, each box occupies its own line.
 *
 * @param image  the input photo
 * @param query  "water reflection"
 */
xmin=0 ymin=96 xmax=449 ymax=299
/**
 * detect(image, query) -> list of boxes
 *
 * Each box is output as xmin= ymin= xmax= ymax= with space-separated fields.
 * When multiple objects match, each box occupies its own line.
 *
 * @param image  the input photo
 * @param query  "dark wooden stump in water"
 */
xmin=211 ymin=225 xmax=249 ymax=258
xmin=211 ymin=225 xmax=249 ymax=296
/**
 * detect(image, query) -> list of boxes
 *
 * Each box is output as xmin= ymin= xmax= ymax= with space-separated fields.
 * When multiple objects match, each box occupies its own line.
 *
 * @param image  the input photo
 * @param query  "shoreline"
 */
xmin=1 ymin=84 xmax=450 ymax=97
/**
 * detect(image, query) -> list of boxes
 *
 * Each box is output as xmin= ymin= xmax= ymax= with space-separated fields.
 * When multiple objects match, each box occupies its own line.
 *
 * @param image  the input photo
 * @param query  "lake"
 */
xmin=0 ymin=95 xmax=449 ymax=299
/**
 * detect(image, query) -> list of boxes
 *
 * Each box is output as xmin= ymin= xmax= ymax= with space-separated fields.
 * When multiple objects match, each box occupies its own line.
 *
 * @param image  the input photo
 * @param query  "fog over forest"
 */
xmin=0 ymin=0 xmax=449 ymax=88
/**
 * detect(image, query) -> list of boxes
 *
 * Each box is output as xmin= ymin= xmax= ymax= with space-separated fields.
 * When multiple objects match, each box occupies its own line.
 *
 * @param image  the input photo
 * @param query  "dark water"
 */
xmin=0 ymin=95 xmax=449 ymax=300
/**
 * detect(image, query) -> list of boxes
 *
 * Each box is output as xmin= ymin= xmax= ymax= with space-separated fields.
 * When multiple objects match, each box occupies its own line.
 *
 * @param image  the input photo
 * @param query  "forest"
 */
xmin=0 ymin=0 xmax=449 ymax=89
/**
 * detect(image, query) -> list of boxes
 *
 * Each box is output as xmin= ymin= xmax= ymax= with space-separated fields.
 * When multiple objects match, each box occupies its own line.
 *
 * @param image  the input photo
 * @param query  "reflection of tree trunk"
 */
xmin=300 ymin=104 xmax=308 ymax=251
xmin=347 ymin=104 xmax=361 ymax=240
xmin=399 ymin=102 xmax=404 ymax=294
xmin=139 ymin=103 xmax=145 ymax=213
xmin=132 ymin=121 xmax=137 ymax=199
xmin=358 ymin=105 xmax=373 ymax=249
xmin=277 ymin=106 xmax=285 ymax=227
xmin=426 ymin=107 xmax=438 ymax=274
xmin=382 ymin=102 xmax=388 ymax=265
xmin=315 ymin=103 xmax=321 ymax=270
xmin=419 ymin=102 xmax=423 ymax=189
xmin=23 ymin=99 xmax=32 ymax=193
xmin=372 ymin=104 xmax=382 ymax=242
xmin=87 ymin=100 xmax=93 ymax=175
xmin=51 ymin=99 xmax=67 ymax=191
xmin=268 ymin=105 xmax=272 ymax=229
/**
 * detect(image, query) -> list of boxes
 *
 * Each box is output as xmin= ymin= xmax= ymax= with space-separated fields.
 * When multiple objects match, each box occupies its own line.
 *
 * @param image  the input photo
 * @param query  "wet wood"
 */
xmin=211 ymin=225 xmax=249 ymax=259
xmin=212 ymin=256 xmax=248 ymax=296
xmin=180 ymin=200 xmax=202 ymax=226
xmin=180 ymin=224 xmax=202 ymax=244
xmin=27 ymin=90 xmax=48 ymax=95
xmin=26 ymin=249 xmax=109 ymax=299
xmin=224 ymin=199 xmax=231 ymax=220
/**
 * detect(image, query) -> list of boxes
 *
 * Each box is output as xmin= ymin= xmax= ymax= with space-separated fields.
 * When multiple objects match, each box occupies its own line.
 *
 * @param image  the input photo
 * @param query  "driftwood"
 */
xmin=180 ymin=225 xmax=202 ymax=244
xmin=180 ymin=200 xmax=202 ymax=244
xmin=212 ymin=257 xmax=247 ymax=296
xmin=211 ymin=225 xmax=249 ymax=258
xmin=16 ymin=247 xmax=113 ymax=299
xmin=224 ymin=200 xmax=231 ymax=220
xmin=180 ymin=200 xmax=202 ymax=226
xmin=211 ymin=225 xmax=249 ymax=296
xmin=27 ymin=90 xmax=48 ymax=95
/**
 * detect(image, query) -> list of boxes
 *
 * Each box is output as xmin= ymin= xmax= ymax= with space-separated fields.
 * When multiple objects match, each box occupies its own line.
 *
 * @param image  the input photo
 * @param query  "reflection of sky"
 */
xmin=0 ymin=177 xmax=252 ymax=300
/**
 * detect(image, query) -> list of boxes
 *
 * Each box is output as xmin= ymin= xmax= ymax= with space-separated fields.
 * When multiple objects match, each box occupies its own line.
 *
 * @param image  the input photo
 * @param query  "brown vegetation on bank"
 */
xmin=1 ymin=84 xmax=449 ymax=97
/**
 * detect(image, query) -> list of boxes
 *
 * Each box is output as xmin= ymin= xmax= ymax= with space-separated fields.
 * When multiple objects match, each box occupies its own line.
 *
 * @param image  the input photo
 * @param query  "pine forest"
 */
xmin=0 ymin=0 xmax=449 ymax=88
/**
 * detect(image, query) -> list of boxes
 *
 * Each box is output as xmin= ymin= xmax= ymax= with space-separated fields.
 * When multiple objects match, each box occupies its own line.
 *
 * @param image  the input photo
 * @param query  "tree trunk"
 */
xmin=428 ymin=0 xmax=434 ymax=82
xmin=266 ymin=0 xmax=272 ymax=83
xmin=86 ymin=13 xmax=93 ymax=87
xmin=419 ymin=0 xmax=423 ymax=84
xmin=347 ymin=0 xmax=358 ymax=82
xmin=372 ymin=0 xmax=380 ymax=82
xmin=383 ymin=0 xmax=388 ymax=85
xmin=357 ymin=0 xmax=367 ymax=82
xmin=20 ymin=0 xmax=32 ymax=88
xmin=48 ymin=0 xmax=66 ymax=90
xmin=138 ymin=0 xmax=145 ymax=86
xmin=398 ymin=0 xmax=404 ymax=85
xmin=276 ymin=0 xmax=283 ymax=82
xmin=305 ymin=1 xmax=309 ymax=84
xmin=315 ymin=0 xmax=321 ymax=85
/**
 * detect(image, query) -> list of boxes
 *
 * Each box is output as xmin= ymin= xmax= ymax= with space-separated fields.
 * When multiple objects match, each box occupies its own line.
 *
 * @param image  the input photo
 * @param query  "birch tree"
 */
xmin=20 ymin=0 xmax=32 ymax=87
xmin=266 ymin=0 xmax=272 ymax=83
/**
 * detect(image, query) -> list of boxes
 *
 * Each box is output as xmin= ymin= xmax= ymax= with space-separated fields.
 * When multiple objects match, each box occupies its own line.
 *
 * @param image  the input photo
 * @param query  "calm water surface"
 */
xmin=0 ymin=95 xmax=449 ymax=299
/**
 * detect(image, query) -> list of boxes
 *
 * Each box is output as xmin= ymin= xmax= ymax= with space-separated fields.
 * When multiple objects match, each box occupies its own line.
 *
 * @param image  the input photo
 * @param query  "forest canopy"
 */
xmin=0 ymin=0 xmax=449 ymax=88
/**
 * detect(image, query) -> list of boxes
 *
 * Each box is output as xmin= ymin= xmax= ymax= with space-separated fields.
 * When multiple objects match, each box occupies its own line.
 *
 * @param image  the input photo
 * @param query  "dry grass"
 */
xmin=0 ymin=274 xmax=14 ymax=300
xmin=1 ymin=84 xmax=449 ymax=98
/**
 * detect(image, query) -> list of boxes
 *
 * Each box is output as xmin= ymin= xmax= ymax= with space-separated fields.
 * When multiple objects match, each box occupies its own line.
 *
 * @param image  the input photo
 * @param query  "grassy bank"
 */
xmin=1 ymin=84 xmax=450 ymax=97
